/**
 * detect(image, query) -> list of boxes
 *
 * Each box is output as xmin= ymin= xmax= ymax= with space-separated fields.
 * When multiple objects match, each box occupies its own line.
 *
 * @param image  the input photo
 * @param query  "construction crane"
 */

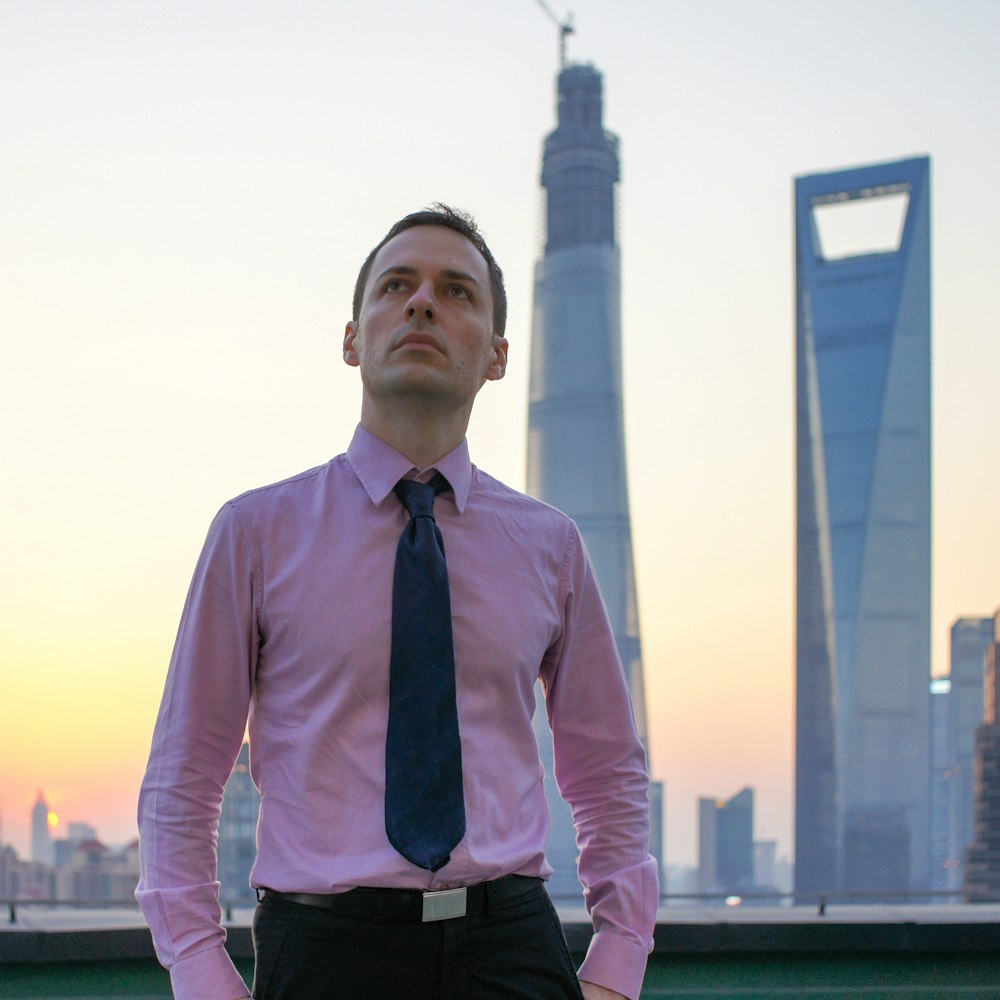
xmin=534 ymin=0 xmax=575 ymax=68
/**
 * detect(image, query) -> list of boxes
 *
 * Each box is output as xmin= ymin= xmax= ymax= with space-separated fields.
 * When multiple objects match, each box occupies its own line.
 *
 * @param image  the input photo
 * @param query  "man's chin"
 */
xmin=363 ymin=370 xmax=468 ymax=405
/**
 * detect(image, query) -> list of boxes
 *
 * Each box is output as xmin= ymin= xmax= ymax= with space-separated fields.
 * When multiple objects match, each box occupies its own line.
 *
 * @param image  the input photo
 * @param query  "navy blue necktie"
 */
xmin=385 ymin=473 xmax=466 ymax=871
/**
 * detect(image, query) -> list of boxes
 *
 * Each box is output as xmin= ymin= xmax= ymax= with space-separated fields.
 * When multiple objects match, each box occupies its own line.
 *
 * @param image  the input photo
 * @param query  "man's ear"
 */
xmin=486 ymin=336 xmax=508 ymax=382
xmin=343 ymin=321 xmax=361 ymax=368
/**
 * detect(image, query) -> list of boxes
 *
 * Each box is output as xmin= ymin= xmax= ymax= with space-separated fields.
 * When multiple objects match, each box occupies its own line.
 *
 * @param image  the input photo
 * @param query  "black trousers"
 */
xmin=251 ymin=877 xmax=585 ymax=1000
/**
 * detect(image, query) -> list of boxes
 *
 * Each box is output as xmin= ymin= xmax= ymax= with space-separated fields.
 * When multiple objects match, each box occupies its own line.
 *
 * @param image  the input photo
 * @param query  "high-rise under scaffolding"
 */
xmin=527 ymin=61 xmax=662 ymax=898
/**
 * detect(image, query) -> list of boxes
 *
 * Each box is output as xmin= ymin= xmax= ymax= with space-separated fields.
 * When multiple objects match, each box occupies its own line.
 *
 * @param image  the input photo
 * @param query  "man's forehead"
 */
xmin=372 ymin=225 xmax=489 ymax=280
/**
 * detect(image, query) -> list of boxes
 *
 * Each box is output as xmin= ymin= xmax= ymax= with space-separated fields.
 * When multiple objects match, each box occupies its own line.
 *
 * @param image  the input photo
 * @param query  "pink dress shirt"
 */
xmin=136 ymin=425 xmax=657 ymax=1000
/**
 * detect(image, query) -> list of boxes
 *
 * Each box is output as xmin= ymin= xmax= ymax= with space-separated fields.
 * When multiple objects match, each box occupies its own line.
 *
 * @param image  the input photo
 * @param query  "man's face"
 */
xmin=343 ymin=225 xmax=507 ymax=407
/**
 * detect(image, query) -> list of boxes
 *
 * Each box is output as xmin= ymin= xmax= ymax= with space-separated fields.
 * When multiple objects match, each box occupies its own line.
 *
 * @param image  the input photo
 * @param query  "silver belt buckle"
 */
xmin=422 ymin=886 xmax=467 ymax=922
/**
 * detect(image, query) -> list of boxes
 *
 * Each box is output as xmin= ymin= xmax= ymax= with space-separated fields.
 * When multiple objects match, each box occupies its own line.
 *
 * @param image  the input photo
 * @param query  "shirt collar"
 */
xmin=345 ymin=424 xmax=472 ymax=513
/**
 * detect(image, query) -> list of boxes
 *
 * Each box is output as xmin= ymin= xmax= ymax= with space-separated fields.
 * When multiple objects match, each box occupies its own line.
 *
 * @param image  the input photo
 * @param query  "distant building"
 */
xmin=947 ymin=617 xmax=995 ymax=887
xmin=697 ymin=798 xmax=718 ymax=894
xmin=752 ymin=840 xmax=787 ymax=903
xmin=698 ymin=789 xmax=755 ymax=896
xmin=718 ymin=789 xmax=754 ymax=893
xmin=754 ymin=840 xmax=778 ymax=889
xmin=55 ymin=838 xmax=140 ymax=902
xmin=218 ymin=742 xmax=259 ymax=906
xmin=929 ymin=676 xmax=954 ymax=892
xmin=771 ymin=853 xmax=794 ymax=896
xmin=0 ymin=845 xmax=13 ymax=898
xmin=965 ymin=614 xmax=1000 ymax=901
xmin=31 ymin=792 xmax=54 ymax=867
xmin=0 ymin=843 xmax=54 ymax=901
xmin=68 ymin=822 xmax=97 ymax=843
xmin=663 ymin=862 xmax=699 ymax=898
xmin=526 ymin=57 xmax=662 ymax=900
xmin=794 ymin=156 xmax=932 ymax=898
xmin=53 ymin=821 xmax=100 ymax=870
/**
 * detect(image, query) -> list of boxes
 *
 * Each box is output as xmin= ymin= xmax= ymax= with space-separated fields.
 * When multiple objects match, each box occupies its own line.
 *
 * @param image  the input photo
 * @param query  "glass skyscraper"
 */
xmin=965 ymin=621 xmax=1000 ymax=900
xmin=929 ymin=676 xmax=953 ymax=893
xmin=794 ymin=156 xmax=931 ymax=897
xmin=527 ymin=62 xmax=661 ymax=898
xmin=946 ymin=616 xmax=996 ymax=889
xmin=698 ymin=788 xmax=755 ymax=895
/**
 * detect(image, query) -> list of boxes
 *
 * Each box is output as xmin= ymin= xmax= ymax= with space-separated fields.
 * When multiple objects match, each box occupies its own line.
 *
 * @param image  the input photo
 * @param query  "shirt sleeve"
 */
xmin=540 ymin=525 xmax=658 ymax=1000
xmin=135 ymin=503 xmax=259 ymax=1000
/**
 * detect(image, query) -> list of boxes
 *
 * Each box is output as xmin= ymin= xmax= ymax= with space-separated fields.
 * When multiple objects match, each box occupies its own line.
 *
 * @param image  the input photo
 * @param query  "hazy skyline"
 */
xmin=2 ymin=0 xmax=999 ymax=868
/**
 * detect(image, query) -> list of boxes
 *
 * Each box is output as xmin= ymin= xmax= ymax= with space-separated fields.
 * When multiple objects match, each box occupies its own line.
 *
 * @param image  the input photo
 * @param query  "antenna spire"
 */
xmin=534 ymin=0 xmax=575 ymax=68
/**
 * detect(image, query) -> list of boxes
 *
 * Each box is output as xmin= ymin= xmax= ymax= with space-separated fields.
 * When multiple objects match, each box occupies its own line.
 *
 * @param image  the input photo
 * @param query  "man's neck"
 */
xmin=359 ymin=397 xmax=471 ymax=470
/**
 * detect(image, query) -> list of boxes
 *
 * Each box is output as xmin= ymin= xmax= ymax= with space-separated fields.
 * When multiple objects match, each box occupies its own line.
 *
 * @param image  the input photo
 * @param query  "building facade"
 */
xmin=947 ymin=617 xmax=996 ymax=887
xmin=929 ymin=676 xmax=953 ymax=892
xmin=526 ymin=62 xmax=661 ymax=898
xmin=31 ymin=792 xmax=54 ymax=868
xmin=698 ymin=788 xmax=755 ymax=896
xmin=55 ymin=838 xmax=140 ymax=903
xmin=794 ymin=156 xmax=932 ymax=897
xmin=965 ymin=615 xmax=1000 ymax=901
xmin=0 ymin=844 xmax=54 ymax=901
xmin=697 ymin=798 xmax=719 ymax=894
xmin=218 ymin=742 xmax=260 ymax=907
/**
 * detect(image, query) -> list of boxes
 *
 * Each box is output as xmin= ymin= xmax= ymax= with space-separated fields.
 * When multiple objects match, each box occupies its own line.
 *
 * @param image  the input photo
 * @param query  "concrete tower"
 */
xmin=946 ymin=617 xmax=996 ymax=889
xmin=31 ymin=791 xmax=54 ymax=867
xmin=527 ymin=62 xmax=659 ymax=897
xmin=698 ymin=788 xmax=755 ymax=895
xmin=794 ymin=156 xmax=931 ymax=897
xmin=965 ymin=615 xmax=1000 ymax=900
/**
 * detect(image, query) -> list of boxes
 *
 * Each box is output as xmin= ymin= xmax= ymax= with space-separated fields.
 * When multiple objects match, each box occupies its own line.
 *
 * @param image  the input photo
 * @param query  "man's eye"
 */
xmin=449 ymin=285 xmax=470 ymax=300
xmin=385 ymin=279 xmax=404 ymax=293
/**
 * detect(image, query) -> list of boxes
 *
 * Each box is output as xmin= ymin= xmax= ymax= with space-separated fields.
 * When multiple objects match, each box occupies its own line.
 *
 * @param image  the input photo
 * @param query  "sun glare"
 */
xmin=47 ymin=810 xmax=59 ymax=831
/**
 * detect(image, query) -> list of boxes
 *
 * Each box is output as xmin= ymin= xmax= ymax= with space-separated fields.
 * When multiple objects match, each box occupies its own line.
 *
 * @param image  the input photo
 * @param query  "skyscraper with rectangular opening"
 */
xmin=794 ymin=156 xmax=931 ymax=897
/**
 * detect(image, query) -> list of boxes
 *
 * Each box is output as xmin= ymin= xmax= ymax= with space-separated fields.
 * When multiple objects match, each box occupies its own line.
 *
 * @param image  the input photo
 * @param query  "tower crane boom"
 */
xmin=534 ymin=0 xmax=575 ymax=67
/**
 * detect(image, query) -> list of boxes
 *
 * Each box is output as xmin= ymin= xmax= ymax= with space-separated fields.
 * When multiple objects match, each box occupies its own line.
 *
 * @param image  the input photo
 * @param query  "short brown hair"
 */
xmin=352 ymin=204 xmax=507 ymax=338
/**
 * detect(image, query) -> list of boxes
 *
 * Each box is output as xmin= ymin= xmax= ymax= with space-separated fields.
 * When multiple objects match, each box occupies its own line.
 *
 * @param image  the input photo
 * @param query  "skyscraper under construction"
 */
xmin=527 ymin=61 xmax=661 ymax=897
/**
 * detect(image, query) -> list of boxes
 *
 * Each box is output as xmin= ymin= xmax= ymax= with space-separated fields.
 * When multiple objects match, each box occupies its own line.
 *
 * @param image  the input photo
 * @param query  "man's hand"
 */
xmin=579 ymin=980 xmax=628 ymax=1000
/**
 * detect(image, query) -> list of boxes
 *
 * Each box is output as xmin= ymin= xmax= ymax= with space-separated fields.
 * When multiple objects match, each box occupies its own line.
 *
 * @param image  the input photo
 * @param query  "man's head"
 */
xmin=352 ymin=204 xmax=507 ymax=340
xmin=343 ymin=209 xmax=509 ymax=428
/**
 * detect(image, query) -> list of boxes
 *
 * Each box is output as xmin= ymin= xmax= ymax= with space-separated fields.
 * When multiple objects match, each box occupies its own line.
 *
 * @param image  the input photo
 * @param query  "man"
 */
xmin=137 ymin=205 xmax=657 ymax=1000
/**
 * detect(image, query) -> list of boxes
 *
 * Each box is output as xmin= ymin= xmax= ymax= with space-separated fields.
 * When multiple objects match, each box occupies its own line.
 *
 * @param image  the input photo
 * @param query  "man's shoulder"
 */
xmin=221 ymin=455 xmax=348 ymax=517
xmin=470 ymin=467 xmax=577 ymax=532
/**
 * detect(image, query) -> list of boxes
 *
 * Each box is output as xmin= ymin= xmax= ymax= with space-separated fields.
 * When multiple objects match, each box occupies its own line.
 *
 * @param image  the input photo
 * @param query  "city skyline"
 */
xmin=2 ymin=0 xmax=999 ymax=868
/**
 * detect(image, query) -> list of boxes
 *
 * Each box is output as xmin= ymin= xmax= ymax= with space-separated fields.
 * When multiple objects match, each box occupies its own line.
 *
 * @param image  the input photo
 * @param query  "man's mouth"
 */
xmin=396 ymin=330 xmax=444 ymax=354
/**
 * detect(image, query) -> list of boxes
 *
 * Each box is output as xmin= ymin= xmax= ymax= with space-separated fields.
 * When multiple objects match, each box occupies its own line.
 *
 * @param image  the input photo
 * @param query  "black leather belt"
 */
xmin=258 ymin=874 xmax=542 ymax=923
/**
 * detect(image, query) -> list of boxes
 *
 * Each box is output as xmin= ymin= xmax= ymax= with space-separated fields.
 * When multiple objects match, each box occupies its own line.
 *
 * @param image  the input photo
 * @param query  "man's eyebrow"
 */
xmin=440 ymin=268 xmax=482 ymax=287
xmin=374 ymin=265 xmax=483 ymax=288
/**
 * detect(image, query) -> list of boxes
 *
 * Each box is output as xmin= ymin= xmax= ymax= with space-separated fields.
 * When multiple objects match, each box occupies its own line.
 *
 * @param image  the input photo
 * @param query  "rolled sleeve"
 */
xmin=576 ymin=857 xmax=659 ymax=999
xmin=166 ymin=940 xmax=250 ymax=1000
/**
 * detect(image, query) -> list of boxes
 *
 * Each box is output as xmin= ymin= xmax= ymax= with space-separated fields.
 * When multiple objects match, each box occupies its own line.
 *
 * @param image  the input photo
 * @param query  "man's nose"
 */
xmin=405 ymin=281 xmax=435 ymax=322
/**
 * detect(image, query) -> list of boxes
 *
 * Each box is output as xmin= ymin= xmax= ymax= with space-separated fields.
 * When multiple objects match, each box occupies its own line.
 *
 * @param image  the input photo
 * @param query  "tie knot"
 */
xmin=394 ymin=473 xmax=449 ymax=520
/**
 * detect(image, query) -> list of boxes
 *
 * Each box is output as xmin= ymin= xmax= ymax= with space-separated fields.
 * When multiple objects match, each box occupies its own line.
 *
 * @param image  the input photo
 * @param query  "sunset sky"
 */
xmin=2 ymin=0 xmax=998 ymax=869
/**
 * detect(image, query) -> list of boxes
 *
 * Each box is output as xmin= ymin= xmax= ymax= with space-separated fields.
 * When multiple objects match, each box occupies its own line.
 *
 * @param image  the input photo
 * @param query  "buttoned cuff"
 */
xmin=577 ymin=929 xmax=651 ymax=1000
xmin=168 ymin=944 xmax=250 ymax=1000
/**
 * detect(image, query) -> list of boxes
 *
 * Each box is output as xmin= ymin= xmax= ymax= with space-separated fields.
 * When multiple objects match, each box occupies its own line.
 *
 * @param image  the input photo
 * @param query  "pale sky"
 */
xmin=2 ymin=0 xmax=998 ymax=869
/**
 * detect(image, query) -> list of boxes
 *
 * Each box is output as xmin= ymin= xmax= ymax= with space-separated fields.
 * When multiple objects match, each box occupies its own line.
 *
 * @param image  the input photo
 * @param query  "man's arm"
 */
xmin=542 ymin=525 xmax=659 ymax=1000
xmin=136 ymin=503 xmax=259 ymax=1000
